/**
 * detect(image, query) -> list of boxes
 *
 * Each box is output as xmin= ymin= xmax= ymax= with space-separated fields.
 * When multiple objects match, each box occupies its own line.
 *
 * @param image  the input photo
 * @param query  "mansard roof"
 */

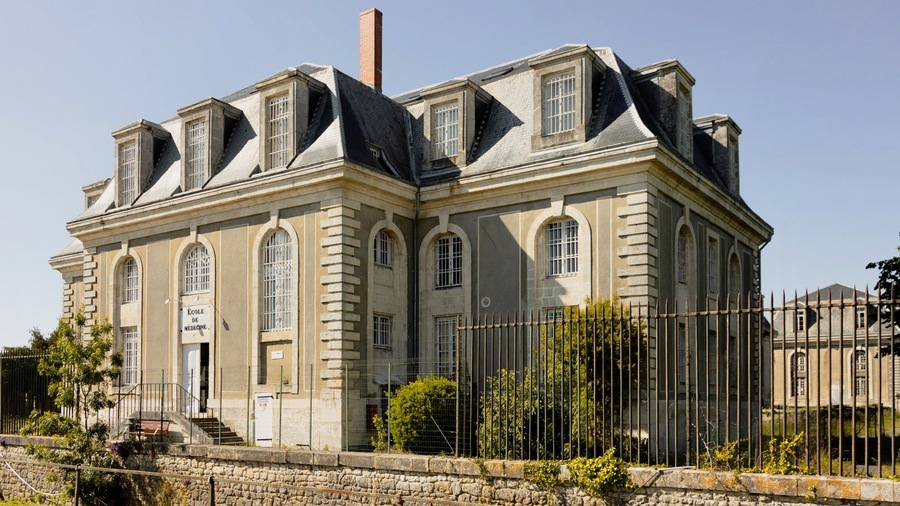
xmin=67 ymin=44 xmax=752 ymax=227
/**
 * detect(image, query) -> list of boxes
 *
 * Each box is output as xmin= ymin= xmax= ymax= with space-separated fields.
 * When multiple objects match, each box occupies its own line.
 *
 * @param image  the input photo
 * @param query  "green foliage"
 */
xmin=866 ymin=250 xmax=900 ymax=356
xmin=700 ymin=439 xmax=749 ymax=471
xmin=523 ymin=460 xmax=562 ymax=491
xmin=38 ymin=312 xmax=122 ymax=429
xmin=478 ymin=298 xmax=645 ymax=459
xmin=568 ymin=449 xmax=630 ymax=498
xmin=20 ymin=313 xmax=127 ymax=505
xmin=762 ymin=433 xmax=807 ymax=475
xmin=372 ymin=376 xmax=457 ymax=454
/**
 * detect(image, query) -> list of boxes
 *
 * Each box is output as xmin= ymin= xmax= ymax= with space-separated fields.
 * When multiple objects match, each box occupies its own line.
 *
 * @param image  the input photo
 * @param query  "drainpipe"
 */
xmin=405 ymin=113 xmax=421 ymax=378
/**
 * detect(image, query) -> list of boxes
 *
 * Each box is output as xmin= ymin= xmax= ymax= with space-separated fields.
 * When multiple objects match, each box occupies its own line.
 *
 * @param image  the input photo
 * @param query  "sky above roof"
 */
xmin=1 ymin=0 xmax=897 ymax=348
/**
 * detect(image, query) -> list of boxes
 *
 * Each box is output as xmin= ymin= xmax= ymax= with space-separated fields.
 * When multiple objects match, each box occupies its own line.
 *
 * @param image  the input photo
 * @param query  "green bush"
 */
xmin=373 ymin=376 xmax=457 ymax=454
xmin=568 ymin=448 xmax=630 ymax=498
xmin=762 ymin=432 xmax=807 ymax=475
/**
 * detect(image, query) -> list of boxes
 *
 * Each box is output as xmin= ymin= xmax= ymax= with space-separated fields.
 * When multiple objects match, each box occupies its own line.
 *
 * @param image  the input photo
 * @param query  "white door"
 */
xmin=182 ymin=344 xmax=201 ymax=414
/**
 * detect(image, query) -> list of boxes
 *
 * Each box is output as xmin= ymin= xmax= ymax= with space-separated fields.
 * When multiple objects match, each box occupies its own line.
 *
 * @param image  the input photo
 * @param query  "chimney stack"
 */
xmin=359 ymin=8 xmax=383 ymax=90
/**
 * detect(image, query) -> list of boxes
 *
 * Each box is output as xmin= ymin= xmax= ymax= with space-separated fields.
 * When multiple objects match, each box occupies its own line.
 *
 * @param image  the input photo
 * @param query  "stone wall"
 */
xmin=0 ymin=436 xmax=897 ymax=505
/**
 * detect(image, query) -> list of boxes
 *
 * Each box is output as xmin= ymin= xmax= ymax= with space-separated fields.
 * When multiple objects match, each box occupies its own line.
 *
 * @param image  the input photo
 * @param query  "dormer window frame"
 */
xmin=177 ymin=97 xmax=242 ymax=194
xmin=420 ymin=79 xmax=491 ymax=171
xmin=112 ymin=120 xmax=168 ymax=208
xmin=255 ymin=70 xmax=324 ymax=173
xmin=529 ymin=46 xmax=605 ymax=151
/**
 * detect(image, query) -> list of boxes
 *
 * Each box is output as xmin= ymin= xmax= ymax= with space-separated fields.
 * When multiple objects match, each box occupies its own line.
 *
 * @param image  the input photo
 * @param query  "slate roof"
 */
xmin=64 ymin=44 xmax=749 ymax=230
xmin=789 ymin=284 xmax=877 ymax=305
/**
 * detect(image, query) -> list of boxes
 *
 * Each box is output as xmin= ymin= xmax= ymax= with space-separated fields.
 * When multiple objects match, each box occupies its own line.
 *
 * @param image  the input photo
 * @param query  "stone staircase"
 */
xmin=190 ymin=417 xmax=244 ymax=446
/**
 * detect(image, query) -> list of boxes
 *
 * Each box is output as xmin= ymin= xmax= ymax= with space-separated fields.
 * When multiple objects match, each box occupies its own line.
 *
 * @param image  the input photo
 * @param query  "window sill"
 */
xmin=435 ymin=285 xmax=462 ymax=291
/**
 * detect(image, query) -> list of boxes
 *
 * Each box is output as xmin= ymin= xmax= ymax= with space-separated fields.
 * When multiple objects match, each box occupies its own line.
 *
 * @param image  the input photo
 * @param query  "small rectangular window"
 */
xmin=856 ymin=307 xmax=867 ymax=329
xmin=267 ymin=94 xmax=291 ymax=169
xmin=432 ymin=102 xmax=459 ymax=159
xmin=795 ymin=310 xmax=806 ymax=332
xmin=122 ymin=327 xmax=139 ymax=386
xmin=435 ymin=316 xmax=458 ymax=377
xmin=373 ymin=315 xmax=392 ymax=348
xmin=119 ymin=142 xmax=138 ymax=205
xmin=677 ymin=85 xmax=692 ymax=154
xmin=435 ymin=236 xmax=462 ymax=289
xmin=542 ymin=71 xmax=577 ymax=135
xmin=185 ymin=120 xmax=208 ymax=190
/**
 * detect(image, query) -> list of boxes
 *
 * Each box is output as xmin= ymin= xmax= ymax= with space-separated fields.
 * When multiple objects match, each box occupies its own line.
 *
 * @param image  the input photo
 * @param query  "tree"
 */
xmin=20 ymin=312 xmax=127 ymax=504
xmin=477 ymin=298 xmax=646 ymax=460
xmin=866 ymin=247 xmax=900 ymax=356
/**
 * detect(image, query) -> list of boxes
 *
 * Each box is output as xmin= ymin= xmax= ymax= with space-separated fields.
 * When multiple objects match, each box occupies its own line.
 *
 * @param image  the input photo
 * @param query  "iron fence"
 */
xmin=0 ymin=352 xmax=55 ymax=434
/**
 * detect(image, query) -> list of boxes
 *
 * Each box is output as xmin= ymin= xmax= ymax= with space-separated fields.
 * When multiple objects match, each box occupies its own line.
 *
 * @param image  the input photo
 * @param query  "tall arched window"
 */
xmin=374 ymin=230 xmax=393 ymax=268
xmin=435 ymin=235 xmax=462 ymax=289
xmin=122 ymin=258 xmax=139 ymax=303
xmin=182 ymin=245 xmax=210 ymax=294
xmin=546 ymin=219 xmax=578 ymax=277
xmin=791 ymin=352 xmax=806 ymax=397
xmin=261 ymin=229 xmax=293 ymax=331
xmin=854 ymin=350 xmax=868 ymax=397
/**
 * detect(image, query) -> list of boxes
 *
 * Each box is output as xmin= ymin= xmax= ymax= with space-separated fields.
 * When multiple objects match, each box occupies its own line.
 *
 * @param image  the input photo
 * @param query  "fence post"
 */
xmin=218 ymin=367 xmax=223 ymax=446
xmin=160 ymin=370 xmax=165 ymax=428
xmin=74 ymin=466 xmax=81 ymax=506
xmin=309 ymin=364 xmax=313 ymax=449
xmin=387 ymin=361 xmax=391 ymax=454
xmin=246 ymin=365 xmax=251 ymax=447
xmin=189 ymin=369 xmax=194 ymax=445
xmin=208 ymin=475 xmax=215 ymax=506
xmin=279 ymin=365 xmax=283 ymax=449
xmin=344 ymin=363 xmax=349 ymax=451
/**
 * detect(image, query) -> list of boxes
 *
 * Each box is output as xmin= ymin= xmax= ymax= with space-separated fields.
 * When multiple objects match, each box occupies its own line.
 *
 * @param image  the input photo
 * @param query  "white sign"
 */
xmin=271 ymin=350 xmax=284 ymax=360
xmin=181 ymin=305 xmax=211 ymax=335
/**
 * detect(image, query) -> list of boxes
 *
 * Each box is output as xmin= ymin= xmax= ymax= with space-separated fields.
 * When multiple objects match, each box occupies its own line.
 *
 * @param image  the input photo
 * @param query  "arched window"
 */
xmin=676 ymin=227 xmax=691 ymax=285
xmin=728 ymin=254 xmax=741 ymax=304
xmin=791 ymin=352 xmax=807 ymax=397
xmin=182 ymin=245 xmax=210 ymax=294
xmin=374 ymin=230 xmax=393 ymax=268
xmin=435 ymin=235 xmax=462 ymax=289
xmin=854 ymin=350 xmax=868 ymax=397
xmin=546 ymin=219 xmax=578 ymax=277
xmin=261 ymin=230 xmax=292 ymax=331
xmin=122 ymin=258 xmax=139 ymax=303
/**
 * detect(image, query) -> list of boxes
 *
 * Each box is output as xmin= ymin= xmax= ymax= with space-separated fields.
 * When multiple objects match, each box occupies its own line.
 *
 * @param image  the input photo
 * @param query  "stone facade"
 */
xmin=49 ymin=13 xmax=772 ymax=451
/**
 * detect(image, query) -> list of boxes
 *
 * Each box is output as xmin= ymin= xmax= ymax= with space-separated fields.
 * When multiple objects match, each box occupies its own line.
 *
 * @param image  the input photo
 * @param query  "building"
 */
xmin=49 ymin=9 xmax=772 ymax=449
xmin=770 ymin=284 xmax=899 ymax=408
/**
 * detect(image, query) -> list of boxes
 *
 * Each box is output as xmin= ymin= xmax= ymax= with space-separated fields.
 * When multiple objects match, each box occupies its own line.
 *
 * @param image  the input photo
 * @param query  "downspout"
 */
xmin=405 ymin=113 xmax=421 ymax=378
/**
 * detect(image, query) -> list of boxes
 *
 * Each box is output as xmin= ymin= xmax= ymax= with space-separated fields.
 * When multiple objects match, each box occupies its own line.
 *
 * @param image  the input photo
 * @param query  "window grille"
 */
xmin=542 ymin=71 xmax=576 ymax=135
xmin=435 ymin=236 xmax=462 ymax=289
xmin=432 ymin=102 xmax=459 ymax=159
xmin=261 ymin=230 xmax=292 ymax=331
xmin=546 ymin=219 xmax=578 ymax=276
xmin=119 ymin=142 xmax=137 ymax=204
xmin=182 ymin=245 xmax=210 ymax=294
xmin=707 ymin=236 xmax=719 ymax=292
xmin=435 ymin=316 xmax=458 ymax=377
xmin=185 ymin=120 xmax=207 ymax=190
xmin=374 ymin=231 xmax=393 ymax=268
xmin=122 ymin=327 xmax=138 ymax=386
xmin=122 ymin=258 xmax=139 ymax=303
xmin=854 ymin=350 xmax=868 ymax=397
xmin=267 ymin=95 xmax=291 ymax=169
xmin=791 ymin=352 xmax=807 ymax=397
xmin=373 ymin=315 xmax=392 ymax=348
xmin=676 ymin=228 xmax=689 ymax=284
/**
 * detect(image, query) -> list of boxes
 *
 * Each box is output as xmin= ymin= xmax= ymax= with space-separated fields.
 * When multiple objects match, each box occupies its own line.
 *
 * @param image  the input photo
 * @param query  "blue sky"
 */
xmin=1 ymin=1 xmax=897 ymax=347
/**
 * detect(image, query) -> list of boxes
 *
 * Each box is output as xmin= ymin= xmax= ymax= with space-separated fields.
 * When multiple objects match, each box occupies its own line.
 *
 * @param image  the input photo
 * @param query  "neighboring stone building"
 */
xmin=770 ymin=284 xmax=899 ymax=408
xmin=49 ymin=9 xmax=772 ymax=449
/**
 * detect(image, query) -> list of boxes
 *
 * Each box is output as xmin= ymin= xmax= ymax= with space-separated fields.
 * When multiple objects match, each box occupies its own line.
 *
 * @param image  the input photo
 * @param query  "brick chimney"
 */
xmin=359 ymin=8 xmax=383 ymax=90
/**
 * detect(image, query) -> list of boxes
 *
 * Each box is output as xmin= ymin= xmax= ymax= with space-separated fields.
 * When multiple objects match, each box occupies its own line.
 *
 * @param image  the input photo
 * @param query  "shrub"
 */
xmin=568 ymin=448 xmax=630 ymax=498
xmin=762 ymin=432 xmax=807 ymax=475
xmin=373 ymin=376 xmax=457 ymax=454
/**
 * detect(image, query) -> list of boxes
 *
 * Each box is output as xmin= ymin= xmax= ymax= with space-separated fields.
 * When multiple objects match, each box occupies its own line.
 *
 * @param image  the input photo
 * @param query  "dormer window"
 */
xmin=255 ymin=69 xmax=325 ymax=172
xmin=112 ymin=120 xmax=168 ymax=208
xmin=432 ymin=102 xmax=459 ymax=159
xmin=419 ymin=79 xmax=492 ymax=170
xmin=542 ymin=71 xmax=576 ymax=135
xmin=118 ymin=142 xmax=138 ymax=205
xmin=530 ymin=45 xmax=605 ymax=151
xmin=185 ymin=120 xmax=207 ymax=190
xmin=266 ymin=94 xmax=291 ymax=168
xmin=177 ymin=97 xmax=241 ymax=193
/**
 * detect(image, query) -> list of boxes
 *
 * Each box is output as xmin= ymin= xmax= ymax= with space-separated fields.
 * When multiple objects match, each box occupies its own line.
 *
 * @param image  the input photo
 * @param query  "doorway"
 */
xmin=182 ymin=343 xmax=209 ymax=413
